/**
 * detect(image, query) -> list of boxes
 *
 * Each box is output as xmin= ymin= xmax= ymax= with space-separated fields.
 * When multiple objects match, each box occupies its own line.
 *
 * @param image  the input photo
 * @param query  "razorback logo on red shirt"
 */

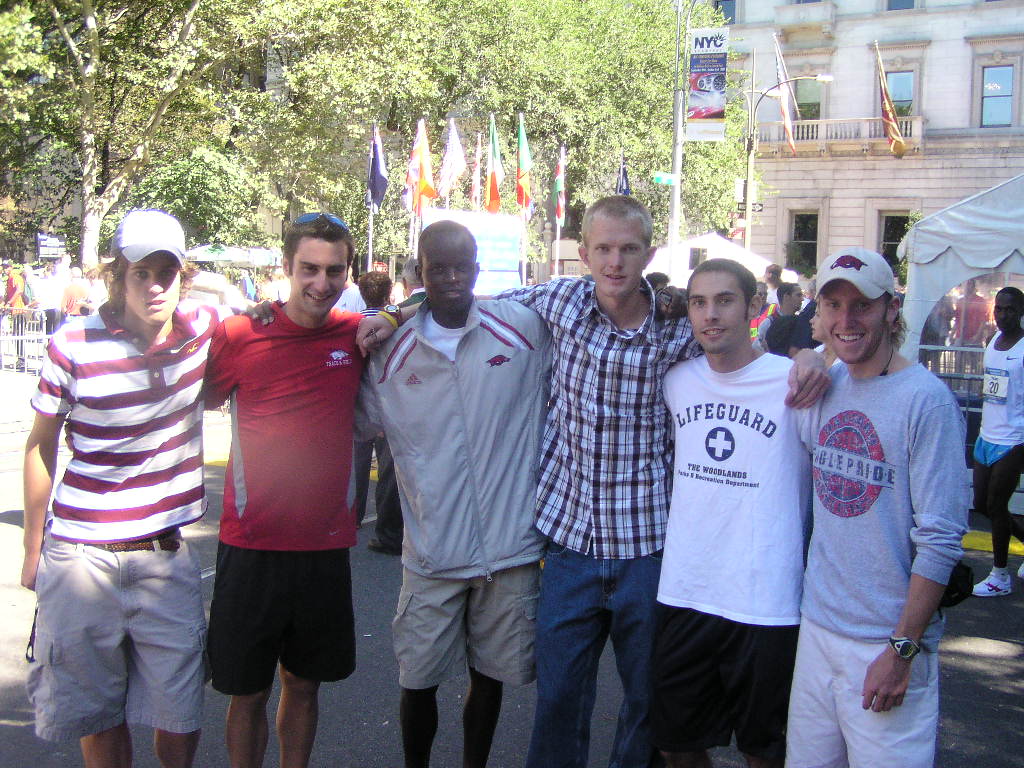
xmin=486 ymin=354 xmax=511 ymax=367
xmin=326 ymin=349 xmax=352 ymax=367
xmin=830 ymin=254 xmax=866 ymax=271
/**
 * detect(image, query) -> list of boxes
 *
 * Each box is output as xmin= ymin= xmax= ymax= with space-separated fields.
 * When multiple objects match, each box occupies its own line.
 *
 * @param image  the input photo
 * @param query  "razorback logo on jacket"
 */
xmin=486 ymin=355 xmax=511 ymax=367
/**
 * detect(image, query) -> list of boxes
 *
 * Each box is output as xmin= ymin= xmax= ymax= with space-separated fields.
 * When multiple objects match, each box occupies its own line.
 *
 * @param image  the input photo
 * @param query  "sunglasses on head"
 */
xmin=294 ymin=212 xmax=349 ymax=231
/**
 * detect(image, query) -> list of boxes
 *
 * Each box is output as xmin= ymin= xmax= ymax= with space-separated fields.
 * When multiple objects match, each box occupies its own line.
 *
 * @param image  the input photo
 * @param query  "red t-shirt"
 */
xmin=205 ymin=304 xmax=364 ymax=550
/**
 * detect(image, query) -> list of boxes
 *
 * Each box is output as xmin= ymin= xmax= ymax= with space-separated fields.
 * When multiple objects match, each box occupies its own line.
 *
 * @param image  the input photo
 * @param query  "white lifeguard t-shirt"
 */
xmin=659 ymin=353 xmax=813 ymax=626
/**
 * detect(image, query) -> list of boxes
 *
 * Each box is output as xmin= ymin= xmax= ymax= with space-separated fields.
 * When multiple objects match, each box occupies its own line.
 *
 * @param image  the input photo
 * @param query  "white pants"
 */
xmin=785 ymin=618 xmax=938 ymax=768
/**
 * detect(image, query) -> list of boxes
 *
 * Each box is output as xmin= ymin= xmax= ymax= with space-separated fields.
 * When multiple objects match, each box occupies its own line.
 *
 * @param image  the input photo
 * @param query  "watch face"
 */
xmin=384 ymin=305 xmax=400 ymax=314
xmin=891 ymin=638 xmax=919 ymax=659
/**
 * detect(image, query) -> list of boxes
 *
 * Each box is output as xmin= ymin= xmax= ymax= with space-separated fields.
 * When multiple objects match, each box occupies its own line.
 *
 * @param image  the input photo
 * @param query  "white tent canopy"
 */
xmin=647 ymin=232 xmax=799 ymax=288
xmin=898 ymin=174 xmax=1024 ymax=359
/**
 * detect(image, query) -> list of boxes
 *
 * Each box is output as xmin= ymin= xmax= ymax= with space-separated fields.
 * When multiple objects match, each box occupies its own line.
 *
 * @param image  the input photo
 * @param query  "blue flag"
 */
xmin=615 ymin=153 xmax=631 ymax=196
xmin=366 ymin=123 xmax=388 ymax=211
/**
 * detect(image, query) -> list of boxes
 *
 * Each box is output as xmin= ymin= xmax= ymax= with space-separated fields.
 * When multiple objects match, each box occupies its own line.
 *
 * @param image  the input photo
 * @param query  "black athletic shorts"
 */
xmin=650 ymin=604 xmax=799 ymax=759
xmin=208 ymin=542 xmax=356 ymax=695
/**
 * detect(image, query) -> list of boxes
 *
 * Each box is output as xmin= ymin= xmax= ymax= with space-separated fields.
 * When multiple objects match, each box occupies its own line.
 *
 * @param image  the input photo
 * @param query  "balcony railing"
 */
xmin=757 ymin=116 xmax=924 ymax=153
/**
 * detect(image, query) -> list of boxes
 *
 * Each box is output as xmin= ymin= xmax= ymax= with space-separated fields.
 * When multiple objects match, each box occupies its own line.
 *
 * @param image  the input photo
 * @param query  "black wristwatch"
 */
xmin=888 ymin=635 xmax=921 ymax=661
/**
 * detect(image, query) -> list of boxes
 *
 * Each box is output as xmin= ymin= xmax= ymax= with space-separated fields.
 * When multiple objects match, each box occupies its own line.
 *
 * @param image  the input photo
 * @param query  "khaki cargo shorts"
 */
xmin=27 ymin=535 xmax=206 ymax=742
xmin=393 ymin=562 xmax=540 ymax=689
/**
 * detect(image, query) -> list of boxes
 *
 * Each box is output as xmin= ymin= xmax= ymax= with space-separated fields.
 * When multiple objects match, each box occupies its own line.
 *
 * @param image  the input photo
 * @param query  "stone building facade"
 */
xmin=719 ymin=0 xmax=1024 ymax=273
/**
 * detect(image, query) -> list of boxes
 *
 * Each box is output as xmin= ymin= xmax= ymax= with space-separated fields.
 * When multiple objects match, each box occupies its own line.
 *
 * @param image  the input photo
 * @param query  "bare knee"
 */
xmin=229 ymin=686 xmax=273 ymax=717
xmin=280 ymin=666 xmax=320 ymax=701
xmin=154 ymin=729 xmax=200 ymax=768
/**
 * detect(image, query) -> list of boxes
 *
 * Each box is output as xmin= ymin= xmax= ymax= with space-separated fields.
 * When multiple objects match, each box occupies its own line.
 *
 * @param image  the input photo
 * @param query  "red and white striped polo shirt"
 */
xmin=31 ymin=303 xmax=221 ymax=542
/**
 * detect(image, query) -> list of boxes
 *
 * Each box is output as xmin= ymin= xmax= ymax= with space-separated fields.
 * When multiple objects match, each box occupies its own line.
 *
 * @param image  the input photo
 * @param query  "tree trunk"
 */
xmin=79 ymin=205 xmax=103 ymax=269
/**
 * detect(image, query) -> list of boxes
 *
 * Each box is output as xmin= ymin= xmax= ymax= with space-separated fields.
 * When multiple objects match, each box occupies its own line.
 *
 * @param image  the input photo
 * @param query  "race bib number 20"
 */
xmin=984 ymin=367 xmax=1010 ymax=404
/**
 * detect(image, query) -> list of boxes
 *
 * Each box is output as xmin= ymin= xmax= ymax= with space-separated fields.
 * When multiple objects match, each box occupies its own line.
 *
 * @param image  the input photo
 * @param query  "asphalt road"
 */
xmin=0 ymin=369 xmax=1021 ymax=767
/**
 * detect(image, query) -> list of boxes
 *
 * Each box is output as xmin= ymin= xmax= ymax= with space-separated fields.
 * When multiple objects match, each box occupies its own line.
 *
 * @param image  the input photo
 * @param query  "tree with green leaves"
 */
xmin=4 ymin=0 xmax=747 ymax=269
xmin=1 ymin=0 xmax=264 ymax=266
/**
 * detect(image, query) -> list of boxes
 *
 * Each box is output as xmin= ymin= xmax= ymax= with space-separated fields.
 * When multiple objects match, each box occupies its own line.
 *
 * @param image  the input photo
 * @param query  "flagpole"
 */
xmin=521 ymin=211 xmax=528 ymax=285
xmin=554 ymin=218 xmax=561 ymax=278
xmin=367 ymin=208 xmax=374 ymax=274
xmin=366 ymin=122 xmax=374 ymax=275
xmin=743 ymin=50 xmax=756 ymax=251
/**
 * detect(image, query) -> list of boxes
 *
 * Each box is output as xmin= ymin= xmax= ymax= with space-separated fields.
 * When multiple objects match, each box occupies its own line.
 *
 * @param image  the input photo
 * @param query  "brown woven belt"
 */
xmin=87 ymin=529 xmax=181 ymax=553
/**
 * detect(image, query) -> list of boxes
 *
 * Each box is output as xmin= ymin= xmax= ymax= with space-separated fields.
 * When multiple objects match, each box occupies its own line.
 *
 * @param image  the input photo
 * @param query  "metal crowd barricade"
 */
xmin=0 ymin=307 xmax=49 ymax=374
xmin=921 ymin=343 xmax=983 ymax=459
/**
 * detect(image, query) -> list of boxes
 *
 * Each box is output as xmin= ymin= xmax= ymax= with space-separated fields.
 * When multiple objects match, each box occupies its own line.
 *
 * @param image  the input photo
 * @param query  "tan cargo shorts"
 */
xmin=393 ymin=562 xmax=540 ymax=689
xmin=27 ymin=534 xmax=206 ymax=742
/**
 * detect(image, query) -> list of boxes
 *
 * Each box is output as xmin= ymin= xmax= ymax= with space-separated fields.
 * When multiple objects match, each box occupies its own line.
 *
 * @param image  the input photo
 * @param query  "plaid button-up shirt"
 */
xmin=499 ymin=278 xmax=702 ymax=559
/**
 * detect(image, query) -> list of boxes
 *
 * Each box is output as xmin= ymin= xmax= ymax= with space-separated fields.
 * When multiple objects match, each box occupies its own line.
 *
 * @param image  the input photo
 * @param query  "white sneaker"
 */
xmin=973 ymin=571 xmax=1012 ymax=597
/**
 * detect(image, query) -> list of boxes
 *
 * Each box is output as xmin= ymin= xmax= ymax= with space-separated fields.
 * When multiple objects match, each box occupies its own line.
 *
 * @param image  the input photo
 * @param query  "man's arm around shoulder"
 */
xmin=202 ymin=314 xmax=247 ymax=410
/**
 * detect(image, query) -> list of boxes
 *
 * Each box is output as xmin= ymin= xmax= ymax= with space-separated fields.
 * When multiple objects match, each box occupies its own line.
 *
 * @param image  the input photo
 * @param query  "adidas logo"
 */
xmin=405 ymin=373 xmax=422 ymax=385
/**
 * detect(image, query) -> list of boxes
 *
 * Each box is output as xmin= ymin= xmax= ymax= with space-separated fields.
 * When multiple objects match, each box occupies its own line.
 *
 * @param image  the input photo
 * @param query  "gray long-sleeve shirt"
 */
xmin=801 ymin=363 xmax=969 ymax=650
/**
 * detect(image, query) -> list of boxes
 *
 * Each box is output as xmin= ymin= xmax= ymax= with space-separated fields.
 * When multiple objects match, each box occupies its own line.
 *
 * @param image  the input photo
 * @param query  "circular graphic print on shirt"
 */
xmin=813 ymin=410 xmax=892 ymax=518
xmin=705 ymin=427 xmax=736 ymax=462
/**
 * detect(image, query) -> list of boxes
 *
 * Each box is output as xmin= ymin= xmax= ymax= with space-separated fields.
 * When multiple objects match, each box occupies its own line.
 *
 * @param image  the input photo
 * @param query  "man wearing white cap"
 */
xmin=21 ymin=209 xmax=214 ymax=767
xmin=786 ymin=248 xmax=969 ymax=768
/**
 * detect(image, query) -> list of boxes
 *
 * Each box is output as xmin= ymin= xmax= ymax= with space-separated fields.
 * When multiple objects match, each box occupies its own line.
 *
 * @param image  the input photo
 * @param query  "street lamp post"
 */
xmin=669 ymin=0 xmax=702 ymax=264
xmin=741 ymin=68 xmax=833 ymax=251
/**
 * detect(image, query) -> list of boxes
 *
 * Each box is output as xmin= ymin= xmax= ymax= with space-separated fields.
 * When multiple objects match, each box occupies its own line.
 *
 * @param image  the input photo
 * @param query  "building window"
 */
xmin=789 ymin=213 xmax=818 ymax=273
xmin=714 ymin=0 xmax=735 ymax=23
xmin=795 ymin=79 xmax=822 ymax=120
xmin=689 ymin=248 xmax=707 ymax=270
xmin=793 ymin=0 xmax=821 ymax=4
xmin=879 ymin=214 xmax=910 ymax=264
xmin=887 ymin=0 xmax=914 ymax=9
xmin=886 ymin=71 xmax=914 ymax=116
xmin=981 ymin=65 xmax=1014 ymax=127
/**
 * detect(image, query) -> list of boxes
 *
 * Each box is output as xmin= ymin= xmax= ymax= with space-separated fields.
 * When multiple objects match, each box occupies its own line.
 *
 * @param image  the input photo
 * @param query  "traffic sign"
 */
xmin=736 ymin=202 xmax=764 ymax=213
xmin=652 ymin=171 xmax=678 ymax=185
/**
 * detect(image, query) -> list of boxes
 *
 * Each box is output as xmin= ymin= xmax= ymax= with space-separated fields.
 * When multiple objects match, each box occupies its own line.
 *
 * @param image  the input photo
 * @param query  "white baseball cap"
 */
xmin=113 ymin=209 xmax=186 ymax=264
xmin=817 ymin=247 xmax=896 ymax=300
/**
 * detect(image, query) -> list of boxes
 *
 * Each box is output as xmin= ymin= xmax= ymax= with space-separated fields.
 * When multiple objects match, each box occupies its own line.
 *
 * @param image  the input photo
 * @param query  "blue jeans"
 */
xmin=526 ymin=543 xmax=662 ymax=768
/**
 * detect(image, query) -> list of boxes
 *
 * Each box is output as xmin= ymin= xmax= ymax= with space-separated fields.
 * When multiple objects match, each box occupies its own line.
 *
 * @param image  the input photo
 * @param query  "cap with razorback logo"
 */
xmin=817 ymin=247 xmax=895 ymax=300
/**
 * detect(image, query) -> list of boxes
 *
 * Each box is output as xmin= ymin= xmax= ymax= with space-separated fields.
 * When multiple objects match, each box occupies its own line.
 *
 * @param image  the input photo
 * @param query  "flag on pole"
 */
xmin=516 ymin=113 xmax=533 ymax=217
xmin=772 ymin=34 xmax=798 ymax=156
xmin=485 ymin=114 xmax=505 ymax=213
xmin=470 ymin=133 xmax=482 ymax=211
xmin=553 ymin=145 xmax=566 ymax=227
xmin=405 ymin=118 xmax=438 ymax=217
xmin=874 ymin=42 xmax=907 ymax=158
xmin=437 ymin=118 xmax=467 ymax=200
xmin=615 ymin=152 xmax=631 ymax=196
xmin=366 ymin=123 xmax=388 ymax=212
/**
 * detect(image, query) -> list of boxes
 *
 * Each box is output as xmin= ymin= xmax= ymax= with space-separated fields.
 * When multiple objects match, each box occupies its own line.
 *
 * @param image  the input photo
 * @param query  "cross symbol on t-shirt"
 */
xmin=705 ymin=427 xmax=735 ymax=462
